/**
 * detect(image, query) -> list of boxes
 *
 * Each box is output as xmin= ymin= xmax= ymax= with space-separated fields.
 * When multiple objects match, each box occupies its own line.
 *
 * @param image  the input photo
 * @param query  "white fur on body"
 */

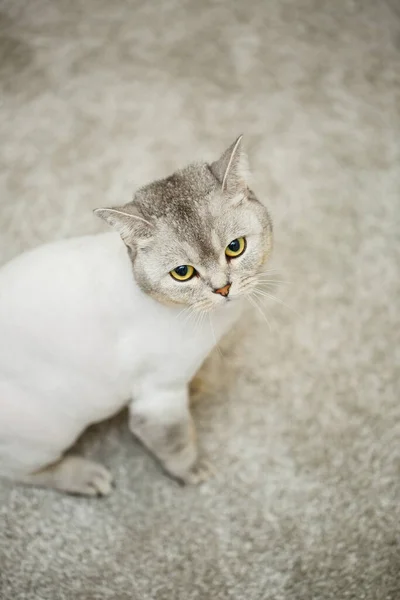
xmin=0 ymin=232 xmax=240 ymax=482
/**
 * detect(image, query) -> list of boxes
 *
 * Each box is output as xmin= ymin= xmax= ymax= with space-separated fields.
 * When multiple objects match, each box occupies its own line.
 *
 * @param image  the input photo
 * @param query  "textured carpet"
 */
xmin=0 ymin=1 xmax=399 ymax=599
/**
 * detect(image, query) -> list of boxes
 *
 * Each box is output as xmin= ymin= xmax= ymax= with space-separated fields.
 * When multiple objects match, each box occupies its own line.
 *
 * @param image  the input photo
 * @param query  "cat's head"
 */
xmin=95 ymin=136 xmax=273 ymax=311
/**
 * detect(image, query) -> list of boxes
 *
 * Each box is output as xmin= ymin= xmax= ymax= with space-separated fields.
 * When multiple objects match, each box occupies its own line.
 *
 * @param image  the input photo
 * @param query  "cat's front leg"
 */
xmin=128 ymin=385 xmax=211 ymax=484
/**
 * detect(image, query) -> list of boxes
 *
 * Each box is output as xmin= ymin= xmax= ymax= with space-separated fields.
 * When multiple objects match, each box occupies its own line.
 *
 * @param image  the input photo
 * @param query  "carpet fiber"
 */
xmin=0 ymin=1 xmax=399 ymax=598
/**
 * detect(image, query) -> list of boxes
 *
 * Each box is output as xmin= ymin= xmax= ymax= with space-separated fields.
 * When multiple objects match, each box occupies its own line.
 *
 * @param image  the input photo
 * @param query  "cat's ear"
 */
xmin=210 ymin=135 xmax=250 ymax=196
xmin=94 ymin=204 xmax=153 ymax=246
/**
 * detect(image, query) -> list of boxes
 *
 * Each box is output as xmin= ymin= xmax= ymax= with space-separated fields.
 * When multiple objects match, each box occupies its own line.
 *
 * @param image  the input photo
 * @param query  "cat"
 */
xmin=0 ymin=136 xmax=273 ymax=495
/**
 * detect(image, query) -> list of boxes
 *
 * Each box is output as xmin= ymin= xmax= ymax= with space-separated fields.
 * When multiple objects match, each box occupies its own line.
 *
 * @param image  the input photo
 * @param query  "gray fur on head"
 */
xmin=95 ymin=136 xmax=273 ymax=309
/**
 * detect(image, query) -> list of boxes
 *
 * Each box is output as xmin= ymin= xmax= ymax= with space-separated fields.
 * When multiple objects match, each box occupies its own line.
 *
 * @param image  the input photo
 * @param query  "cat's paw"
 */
xmin=179 ymin=459 xmax=215 ymax=485
xmin=54 ymin=456 xmax=114 ymax=496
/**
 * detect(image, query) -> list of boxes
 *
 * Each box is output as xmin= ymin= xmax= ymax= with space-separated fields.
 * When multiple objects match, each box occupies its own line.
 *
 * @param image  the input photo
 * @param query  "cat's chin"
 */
xmin=153 ymin=293 xmax=243 ymax=314
xmin=210 ymin=294 xmax=244 ymax=312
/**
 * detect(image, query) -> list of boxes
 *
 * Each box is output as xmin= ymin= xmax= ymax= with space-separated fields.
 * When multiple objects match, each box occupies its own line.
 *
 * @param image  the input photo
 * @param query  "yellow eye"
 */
xmin=225 ymin=237 xmax=246 ymax=258
xmin=170 ymin=265 xmax=196 ymax=281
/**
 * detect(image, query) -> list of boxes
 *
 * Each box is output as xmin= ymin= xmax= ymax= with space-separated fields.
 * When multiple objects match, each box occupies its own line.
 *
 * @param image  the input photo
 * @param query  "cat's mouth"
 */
xmin=210 ymin=290 xmax=243 ymax=310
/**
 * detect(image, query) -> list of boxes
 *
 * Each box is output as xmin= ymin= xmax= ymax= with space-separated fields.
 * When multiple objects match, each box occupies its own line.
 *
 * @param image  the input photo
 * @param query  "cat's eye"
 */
xmin=170 ymin=265 xmax=196 ymax=282
xmin=225 ymin=237 xmax=246 ymax=259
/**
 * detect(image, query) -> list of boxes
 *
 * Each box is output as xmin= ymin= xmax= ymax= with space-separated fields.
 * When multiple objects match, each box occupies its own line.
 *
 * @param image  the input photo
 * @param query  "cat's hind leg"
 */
xmin=0 ymin=383 xmax=113 ymax=496
xmin=20 ymin=455 xmax=114 ymax=496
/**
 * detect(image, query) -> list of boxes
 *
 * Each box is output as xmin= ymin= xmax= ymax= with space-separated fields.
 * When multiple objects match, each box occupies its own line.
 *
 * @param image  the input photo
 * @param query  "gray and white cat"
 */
xmin=0 ymin=136 xmax=273 ymax=495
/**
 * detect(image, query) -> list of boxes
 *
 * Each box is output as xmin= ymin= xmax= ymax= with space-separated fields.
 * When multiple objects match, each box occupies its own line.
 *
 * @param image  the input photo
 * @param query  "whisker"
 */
xmin=252 ymin=294 xmax=275 ymax=330
xmin=175 ymin=305 xmax=192 ymax=320
xmin=256 ymin=267 xmax=290 ymax=280
xmin=194 ymin=304 xmax=213 ymax=316
xmin=192 ymin=309 xmax=202 ymax=335
xmin=247 ymin=295 xmax=272 ymax=331
xmin=256 ymin=278 xmax=292 ymax=285
xmin=194 ymin=308 xmax=208 ymax=336
xmin=253 ymin=289 xmax=301 ymax=318
xmin=182 ymin=306 xmax=197 ymax=327
xmin=209 ymin=313 xmax=224 ymax=359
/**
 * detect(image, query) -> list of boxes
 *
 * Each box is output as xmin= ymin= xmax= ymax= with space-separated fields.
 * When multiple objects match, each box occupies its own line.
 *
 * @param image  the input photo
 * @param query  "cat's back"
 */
xmin=0 ymin=232 xmax=136 ymax=417
xmin=0 ymin=231 xmax=121 ymax=286
xmin=0 ymin=232 xmax=128 ymax=310
xmin=0 ymin=231 xmax=136 ymax=369
xmin=0 ymin=232 xmax=135 ymax=470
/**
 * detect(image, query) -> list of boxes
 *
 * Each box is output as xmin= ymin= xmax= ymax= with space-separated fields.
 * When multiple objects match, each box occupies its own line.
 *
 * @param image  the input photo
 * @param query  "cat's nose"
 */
xmin=213 ymin=282 xmax=231 ymax=297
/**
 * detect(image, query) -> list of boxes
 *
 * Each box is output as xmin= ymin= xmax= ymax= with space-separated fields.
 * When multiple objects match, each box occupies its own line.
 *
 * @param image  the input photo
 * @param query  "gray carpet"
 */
xmin=0 ymin=0 xmax=399 ymax=598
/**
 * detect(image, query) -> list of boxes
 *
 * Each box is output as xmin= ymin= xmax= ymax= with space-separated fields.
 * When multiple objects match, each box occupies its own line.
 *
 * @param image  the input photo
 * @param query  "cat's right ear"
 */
xmin=94 ymin=205 xmax=154 ymax=246
xmin=210 ymin=135 xmax=250 ymax=196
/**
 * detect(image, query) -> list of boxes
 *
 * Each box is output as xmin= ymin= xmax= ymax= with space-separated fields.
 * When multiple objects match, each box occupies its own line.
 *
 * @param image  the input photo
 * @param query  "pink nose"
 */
xmin=214 ymin=283 xmax=231 ymax=297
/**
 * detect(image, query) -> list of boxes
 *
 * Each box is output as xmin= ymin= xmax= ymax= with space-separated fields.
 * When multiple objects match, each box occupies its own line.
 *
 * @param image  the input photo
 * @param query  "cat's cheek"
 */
xmin=230 ymin=251 xmax=254 ymax=275
xmin=260 ymin=236 xmax=273 ymax=266
xmin=157 ymin=280 xmax=198 ymax=308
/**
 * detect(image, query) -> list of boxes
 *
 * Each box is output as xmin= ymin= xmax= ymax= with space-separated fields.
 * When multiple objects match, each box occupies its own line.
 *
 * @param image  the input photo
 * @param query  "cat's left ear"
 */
xmin=94 ymin=204 xmax=153 ymax=247
xmin=210 ymin=135 xmax=250 ymax=196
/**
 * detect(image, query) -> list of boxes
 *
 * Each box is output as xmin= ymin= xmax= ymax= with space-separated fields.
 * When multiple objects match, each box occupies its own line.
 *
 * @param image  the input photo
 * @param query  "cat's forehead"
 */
xmin=154 ymin=212 xmax=218 ymax=265
xmin=136 ymin=164 xmax=220 ymax=251
xmin=137 ymin=163 xmax=216 ymax=219
xmin=136 ymin=162 xmax=259 ymax=262
xmin=151 ymin=206 xmax=257 ymax=271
